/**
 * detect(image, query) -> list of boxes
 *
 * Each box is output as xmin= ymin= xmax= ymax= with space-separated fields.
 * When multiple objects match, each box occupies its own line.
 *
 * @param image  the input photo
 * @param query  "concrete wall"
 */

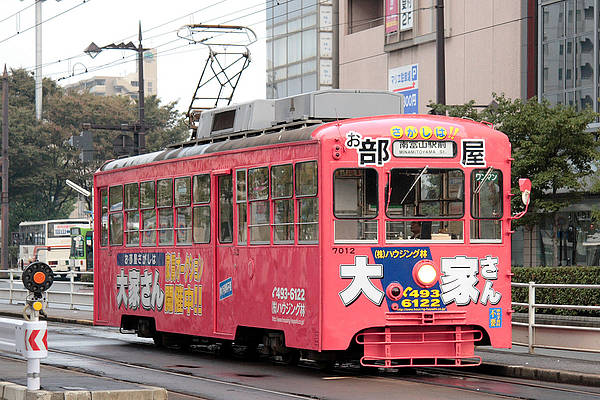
xmin=338 ymin=0 xmax=525 ymax=112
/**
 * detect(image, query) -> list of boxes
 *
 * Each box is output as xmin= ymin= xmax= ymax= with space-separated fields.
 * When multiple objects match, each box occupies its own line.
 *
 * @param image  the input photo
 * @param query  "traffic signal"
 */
xmin=68 ymin=130 xmax=94 ymax=162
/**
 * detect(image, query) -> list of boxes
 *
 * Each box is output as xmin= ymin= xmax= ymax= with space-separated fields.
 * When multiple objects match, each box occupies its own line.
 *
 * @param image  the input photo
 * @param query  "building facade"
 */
xmin=65 ymin=49 xmax=157 ymax=99
xmin=266 ymin=0 xmax=338 ymax=98
xmin=267 ymin=0 xmax=600 ymax=266
xmin=339 ymin=0 xmax=533 ymax=112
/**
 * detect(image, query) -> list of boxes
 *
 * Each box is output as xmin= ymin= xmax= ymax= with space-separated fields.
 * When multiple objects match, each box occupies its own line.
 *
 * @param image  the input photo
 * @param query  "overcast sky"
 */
xmin=0 ymin=0 xmax=267 ymax=113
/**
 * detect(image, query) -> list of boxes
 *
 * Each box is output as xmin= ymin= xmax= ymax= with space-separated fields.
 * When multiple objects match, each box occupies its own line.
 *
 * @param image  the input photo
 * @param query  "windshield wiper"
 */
xmin=400 ymin=165 xmax=429 ymax=205
xmin=474 ymin=166 xmax=494 ymax=194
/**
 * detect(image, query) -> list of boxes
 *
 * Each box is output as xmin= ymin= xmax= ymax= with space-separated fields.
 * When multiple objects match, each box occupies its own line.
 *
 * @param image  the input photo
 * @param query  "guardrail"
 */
xmin=1 ymin=271 xmax=598 ymax=354
xmin=0 ymin=269 xmax=93 ymax=310
xmin=0 ymin=316 xmax=48 ymax=390
xmin=511 ymin=282 xmax=600 ymax=354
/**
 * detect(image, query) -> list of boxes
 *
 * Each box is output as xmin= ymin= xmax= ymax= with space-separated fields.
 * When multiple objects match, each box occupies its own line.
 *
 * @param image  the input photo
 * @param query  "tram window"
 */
xmin=236 ymin=169 xmax=247 ymax=245
xmin=109 ymin=213 xmax=123 ymax=246
xmin=219 ymin=175 xmax=234 ymax=243
xmin=333 ymin=168 xmax=377 ymax=242
xmin=295 ymin=161 xmax=317 ymax=197
xmin=100 ymin=188 xmax=108 ymax=247
xmin=386 ymin=169 xmax=464 ymax=218
xmin=271 ymin=164 xmax=293 ymax=199
xmin=141 ymin=209 xmax=156 ymax=246
xmin=298 ymin=197 xmax=318 ymax=243
xmin=176 ymin=206 xmax=192 ymax=245
xmin=193 ymin=206 xmax=210 ymax=243
xmin=193 ymin=174 xmax=210 ymax=204
xmin=158 ymin=208 xmax=174 ymax=245
xmin=109 ymin=185 xmax=123 ymax=212
xmin=471 ymin=168 xmax=503 ymax=242
xmin=125 ymin=211 xmax=139 ymax=246
xmin=334 ymin=169 xmax=378 ymax=218
xmin=124 ymin=183 xmax=139 ymax=210
xmin=250 ymin=201 xmax=270 ymax=244
xmin=140 ymin=181 xmax=155 ymax=209
xmin=385 ymin=220 xmax=464 ymax=241
xmin=272 ymin=164 xmax=294 ymax=244
xmin=249 ymin=167 xmax=269 ymax=200
xmin=274 ymin=199 xmax=294 ymax=243
xmin=157 ymin=179 xmax=173 ymax=208
xmin=174 ymin=177 xmax=191 ymax=207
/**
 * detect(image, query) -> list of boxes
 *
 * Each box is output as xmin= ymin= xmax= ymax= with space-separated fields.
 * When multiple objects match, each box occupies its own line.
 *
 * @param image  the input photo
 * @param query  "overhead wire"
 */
xmin=0 ymin=0 xmax=91 ymax=47
xmin=21 ymin=0 xmax=255 ymax=74
xmin=28 ymin=0 xmax=443 ymax=84
xmin=45 ymin=0 xmax=371 ymax=82
xmin=0 ymin=1 xmax=35 ymax=25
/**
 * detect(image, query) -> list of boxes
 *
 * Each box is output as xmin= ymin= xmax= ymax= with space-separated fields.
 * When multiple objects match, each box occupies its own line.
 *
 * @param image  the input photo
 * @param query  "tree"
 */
xmin=428 ymin=94 xmax=599 ymax=266
xmin=1 ymin=68 xmax=189 ymax=240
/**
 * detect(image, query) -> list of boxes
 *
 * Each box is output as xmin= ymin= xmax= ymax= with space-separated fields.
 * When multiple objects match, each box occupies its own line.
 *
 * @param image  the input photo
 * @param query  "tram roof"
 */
xmin=99 ymin=122 xmax=323 ymax=171
xmin=99 ymin=90 xmax=506 ymax=172
xmin=100 ymin=89 xmax=405 ymax=172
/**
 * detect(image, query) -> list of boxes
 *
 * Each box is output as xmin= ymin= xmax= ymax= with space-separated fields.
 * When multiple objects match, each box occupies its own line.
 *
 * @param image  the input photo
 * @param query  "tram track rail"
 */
xmin=38 ymin=343 xmax=600 ymax=400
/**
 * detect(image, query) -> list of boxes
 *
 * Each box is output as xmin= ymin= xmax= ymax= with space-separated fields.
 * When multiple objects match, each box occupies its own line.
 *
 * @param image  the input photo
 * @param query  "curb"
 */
xmin=477 ymin=362 xmax=600 ymax=387
xmin=0 ymin=311 xmax=93 ymax=326
xmin=0 ymin=381 xmax=168 ymax=400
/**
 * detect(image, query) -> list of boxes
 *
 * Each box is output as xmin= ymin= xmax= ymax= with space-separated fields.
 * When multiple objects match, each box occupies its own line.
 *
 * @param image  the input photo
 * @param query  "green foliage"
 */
xmin=428 ymin=95 xmax=600 ymax=265
xmin=512 ymin=266 xmax=600 ymax=317
xmin=0 ymin=68 xmax=189 ymax=240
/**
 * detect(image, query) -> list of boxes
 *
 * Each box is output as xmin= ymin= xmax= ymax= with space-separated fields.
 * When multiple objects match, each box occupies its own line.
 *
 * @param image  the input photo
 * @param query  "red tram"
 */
xmin=93 ymin=90 xmax=529 ymax=367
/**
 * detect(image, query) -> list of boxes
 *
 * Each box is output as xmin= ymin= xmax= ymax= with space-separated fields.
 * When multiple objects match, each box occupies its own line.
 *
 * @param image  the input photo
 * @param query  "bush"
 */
xmin=512 ymin=266 xmax=600 ymax=317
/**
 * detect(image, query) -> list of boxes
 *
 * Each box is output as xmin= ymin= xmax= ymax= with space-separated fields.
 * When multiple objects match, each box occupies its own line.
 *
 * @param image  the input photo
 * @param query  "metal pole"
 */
xmin=435 ymin=0 xmax=446 ymax=106
xmin=27 ymin=300 xmax=40 ymax=390
xmin=2 ymin=66 xmax=8 ymax=272
xmin=35 ymin=0 xmax=42 ymax=120
xmin=137 ymin=21 xmax=145 ymax=155
xmin=528 ymin=281 xmax=535 ymax=354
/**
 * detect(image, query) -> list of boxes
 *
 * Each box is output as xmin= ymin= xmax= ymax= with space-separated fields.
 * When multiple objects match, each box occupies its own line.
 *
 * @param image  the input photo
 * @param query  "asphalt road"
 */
xmin=3 ymin=321 xmax=600 ymax=400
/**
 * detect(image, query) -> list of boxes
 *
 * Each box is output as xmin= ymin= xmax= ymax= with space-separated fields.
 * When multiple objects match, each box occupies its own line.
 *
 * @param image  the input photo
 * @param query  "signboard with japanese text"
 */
xmin=389 ymin=64 xmax=418 ymax=114
xmin=385 ymin=0 xmax=399 ymax=33
xmin=337 ymin=250 xmax=504 ymax=313
xmin=371 ymin=248 xmax=446 ymax=312
xmin=392 ymin=140 xmax=456 ymax=158
xmin=400 ymin=0 xmax=414 ymax=31
xmin=115 ymin=252 xmax=204 ymax=316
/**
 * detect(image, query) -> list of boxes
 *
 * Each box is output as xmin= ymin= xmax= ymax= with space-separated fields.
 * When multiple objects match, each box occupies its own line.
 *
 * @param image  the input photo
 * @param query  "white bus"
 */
xmin=17 ymin=219 xmax=91 ymax=277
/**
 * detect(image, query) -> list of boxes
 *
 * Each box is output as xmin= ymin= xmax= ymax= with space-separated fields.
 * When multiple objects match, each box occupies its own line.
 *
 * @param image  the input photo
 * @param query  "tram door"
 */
xmin=214 ymin=172 xmax=235 ymax=334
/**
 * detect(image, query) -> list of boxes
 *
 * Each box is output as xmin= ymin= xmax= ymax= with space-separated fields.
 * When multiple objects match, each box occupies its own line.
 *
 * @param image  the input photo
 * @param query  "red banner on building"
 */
xmin=386 ymin=0 xmax=398 ymax=34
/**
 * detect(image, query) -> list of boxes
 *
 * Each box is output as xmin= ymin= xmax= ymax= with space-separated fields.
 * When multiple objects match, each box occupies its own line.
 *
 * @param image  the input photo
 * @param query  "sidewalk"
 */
xmin=0 ymin=301 xmax=599 ymax=397
xmin=0 ymin=302 xmax=167 ymax=400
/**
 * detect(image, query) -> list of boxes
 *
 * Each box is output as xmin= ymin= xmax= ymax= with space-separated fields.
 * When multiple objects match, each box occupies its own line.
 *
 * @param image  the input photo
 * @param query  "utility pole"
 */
xmin=2 ymin=66 xmax=9 ymax=270
xmin=136 ymin=22 xmax=146 ymax=153
xmin=35 ymin=0 xmax=42 ymax=120
xmin=436 ymin=0 xmax=446 ymax=107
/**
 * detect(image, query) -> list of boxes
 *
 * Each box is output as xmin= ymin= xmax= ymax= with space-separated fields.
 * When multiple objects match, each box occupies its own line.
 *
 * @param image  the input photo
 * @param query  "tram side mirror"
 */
xmin=512 ymin=178 xmax=532 ymax=220
xmin=519 ymin=178 xmax=532 ymax=206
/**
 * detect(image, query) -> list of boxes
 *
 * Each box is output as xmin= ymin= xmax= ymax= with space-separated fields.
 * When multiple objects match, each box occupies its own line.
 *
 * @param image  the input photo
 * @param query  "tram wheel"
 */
xmin=281 ymin=349 xmax=300 ymax=365
xmin=314 ymin=360 xmax=335 ymax=371
xmin=217 ymin=341 xmax=233 ymax=358
xmin=152 ymin=332 xmax=164 ymax=347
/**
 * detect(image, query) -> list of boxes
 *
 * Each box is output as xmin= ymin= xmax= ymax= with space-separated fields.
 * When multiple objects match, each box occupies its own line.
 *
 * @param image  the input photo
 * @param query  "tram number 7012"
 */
xmin=332 ymin=247 xmax=355 ymax=254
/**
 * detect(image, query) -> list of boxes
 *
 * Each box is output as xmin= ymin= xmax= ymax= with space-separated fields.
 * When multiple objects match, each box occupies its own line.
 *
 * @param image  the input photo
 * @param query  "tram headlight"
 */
xmin=412 ymin=261 xmax=438 ymax=288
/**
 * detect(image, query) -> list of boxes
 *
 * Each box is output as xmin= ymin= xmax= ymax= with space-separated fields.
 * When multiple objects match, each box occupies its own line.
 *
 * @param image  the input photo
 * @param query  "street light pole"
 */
xmin=136 ymin=21 xmax=145 ymax=154
xmin=35 ymin=0 xmax=42 ymax=120
xmin=84 ymin=21 xmax=147 ymax=155
xmin=2 ymin=66 xmax=9 ymax=271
